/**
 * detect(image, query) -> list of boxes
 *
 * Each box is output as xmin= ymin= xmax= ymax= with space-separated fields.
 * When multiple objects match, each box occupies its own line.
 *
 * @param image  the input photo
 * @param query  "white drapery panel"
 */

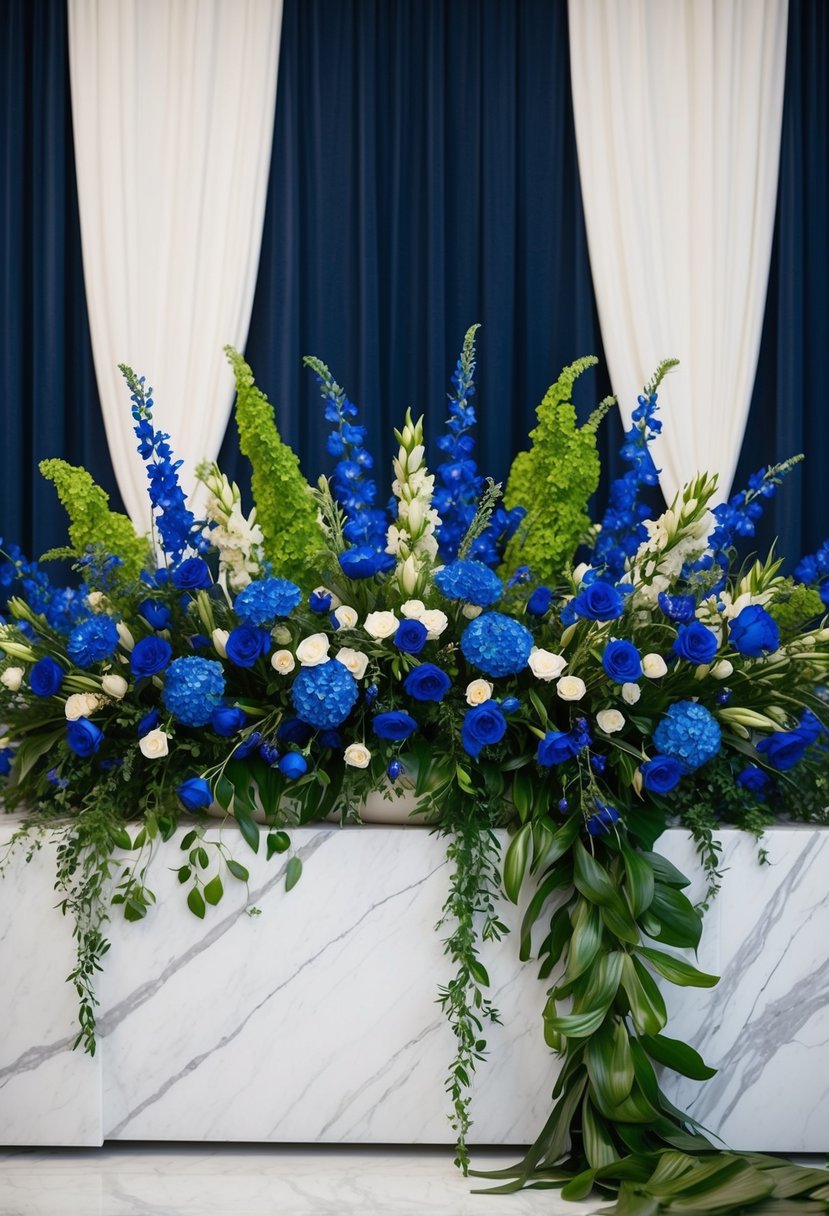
xmin=68 ymin=0 xmax=282 ymax=530
xmin=568 ymin=0 xmax=788 ymax=504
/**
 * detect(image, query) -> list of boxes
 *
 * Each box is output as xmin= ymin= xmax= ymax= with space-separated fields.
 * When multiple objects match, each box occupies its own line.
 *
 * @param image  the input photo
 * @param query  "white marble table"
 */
xmin=0 ymin=815 xmax=827 ymax=1151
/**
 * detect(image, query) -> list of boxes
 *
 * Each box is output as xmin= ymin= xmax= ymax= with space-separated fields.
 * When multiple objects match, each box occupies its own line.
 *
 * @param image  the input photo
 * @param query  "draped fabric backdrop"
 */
xmin=68 ymin=0 xmax=282 ymax=529
xmin=568 ymin=0 xmax=788 ymax=504
xmin=218 ymin=0 xmax=615 ymax=506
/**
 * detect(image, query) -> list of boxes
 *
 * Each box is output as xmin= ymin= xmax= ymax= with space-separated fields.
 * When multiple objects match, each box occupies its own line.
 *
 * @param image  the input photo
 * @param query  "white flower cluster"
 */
xmin=199 ymin=463 xmax=264 ymax=592
xmin=631 ymin=477 xmax=717 ymax=607
xmin=385 ymin=411 xmax=442 ymax=597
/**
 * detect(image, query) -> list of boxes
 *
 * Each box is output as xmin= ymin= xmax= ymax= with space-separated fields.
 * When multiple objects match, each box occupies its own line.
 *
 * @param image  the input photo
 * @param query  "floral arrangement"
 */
xmin=2 ymin=328 xmax=829 ymax=1213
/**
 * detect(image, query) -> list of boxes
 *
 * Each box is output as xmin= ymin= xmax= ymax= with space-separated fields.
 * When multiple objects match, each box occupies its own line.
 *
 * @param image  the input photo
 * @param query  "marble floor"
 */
xmin=0 ymin=1145 xmax=599 ymax=1216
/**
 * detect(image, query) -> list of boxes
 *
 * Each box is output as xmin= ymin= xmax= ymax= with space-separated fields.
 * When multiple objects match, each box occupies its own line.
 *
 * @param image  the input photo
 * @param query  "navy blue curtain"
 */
xmin=219 ymin=0 xmax=617 ymax=508
xmin=0 ymin=0 xmax=124 ymax=561
xmin=733 ymin=0 xmax=829 ymax=564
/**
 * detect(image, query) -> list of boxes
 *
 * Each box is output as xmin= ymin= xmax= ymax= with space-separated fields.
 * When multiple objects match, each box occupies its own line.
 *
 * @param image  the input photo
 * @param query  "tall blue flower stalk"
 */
xmin=794 ymin=538 xmax=829 ymax=606
xmin=434 ymin=325 xmax=524 ymax=566
xmin=0 ymin=541 xmax=88 ymax=634
xmin=119 ymin=366 xmax=205 ymax=567
xmin=304 ymin=358 xmax=387 ymax=550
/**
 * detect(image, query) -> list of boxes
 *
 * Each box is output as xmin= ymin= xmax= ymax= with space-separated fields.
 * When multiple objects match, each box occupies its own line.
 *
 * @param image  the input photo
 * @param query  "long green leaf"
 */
xmin=649 ymin=883 xmax=702 ymax=949
xmin=503 ymin=822 xmax=533 ymax=903
xmin=621 ymin=954 xmax=667 ymax=1035
xmin=636 ymin=945 xmax=719 ymax=989
xmin=519 ymin=862 xmax=571 ymax=961
xmin=585 ymin=1018 xmax=634 ymax=1109
xmin=565 ymin=897 xmax=603 ymax=981
xmin=233 ymin=805 xmax=260 ymax=854
xmin=582 ymin=1095 xmax=618 ymax=1169
xmin=640 ymin=1033 xmax=717 ymax=1082
xmin=622 ymin=843 xmax=655 ymax=917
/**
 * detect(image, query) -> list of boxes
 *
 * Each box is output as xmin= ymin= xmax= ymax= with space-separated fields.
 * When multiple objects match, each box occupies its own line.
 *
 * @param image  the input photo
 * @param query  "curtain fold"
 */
xmin=68 ymin=0 xmax=282 ymax=530
xmin=568 ymin=0 xmax=788 ymax=505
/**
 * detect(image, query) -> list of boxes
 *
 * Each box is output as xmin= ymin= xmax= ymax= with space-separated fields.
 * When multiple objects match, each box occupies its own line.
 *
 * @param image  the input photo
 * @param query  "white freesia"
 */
xmin=642 ymin=653 xmax=668 ymax=678
xmin=211 ymin=628 xmax=229 ymax=658
xmin=116 ymin=622 xmax=135 ymax=652
xmin=296 ymin=633 xmax=331 ymax=666
xmin=139 ymin=728 xmax=170 ymax=759
xmin=336 ymin=648 xmax=369 ymax=680
xmin=597 ymin=708 xmax=625 ymax=734
xmin=621 ymin=682 xmax=641 ymax=705
xmin=344 ymin=742 xmax=372 ymax=769
xmin=421 ymin=609 xmax=449 ymax=638
xmin=461 ymin=603 xmax=482 ymax=619
xmin=364 ymin=611 xmax=399 ymax=640
xmin=0 ymin=667 xmax=24 ymax=692
xmin=101 ymin=674 xmax=128 ymax=700
xmin=198 ymin=463 xmax=264 ymax=590
xmin=401 ymin=599 xmax=426 ymax=619
xmin=271 ymin=649 xmax=296 ymax=675
xmin=528 ymin=647 xmax=567 ymax=682
xmin=711 ymin=659 xmax=734 ymax=680
xmin=556 ymin=675 xmax=587 ymax=701
xmin=465 ymin=679 xmax=494 ymax=706
xmin=64 ymin=692 xmax=103 ymax=720
xmin=400 ymin=554 xmax=419 ymax=595
xmin=333 ymin=606 xmax=358 ymax=630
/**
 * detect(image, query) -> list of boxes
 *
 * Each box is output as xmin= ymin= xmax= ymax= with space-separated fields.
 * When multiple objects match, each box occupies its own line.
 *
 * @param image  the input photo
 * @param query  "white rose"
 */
xmin=139 ymin=728 xmax=170 ymax=759
xmin=344 ymin=742 xmax=372 ymax=769
xmin=556 ymin=675 xmax=587 ymax=701
xmin=296 ymin=633 xmax=331 ymax=667
xmin=621 ymin=682 xmax=641 ymax=705
xmin=711 ymin=659 xmax=733 ymax=680
xmin=86 ymin=591 xmax=107 ymax=612
xmin=642 ymin=653 xmax=668 ymax=678
xmin=272 ymin=624 xmax=292 ymax=645
xmin=333 ymin=606 xmax=358 ymax=630
xmin=313 ymin=585 xmax=341 ymax=610
xmin=64 ymin=692 xmax=102 ymax=720
xmin=462 ymin=603 xmax=482 ymax=619
xmin=212 ymin=628 xmax=229 ymax=658
xmin=271 ymin=649 xmax=296 ymax=675
xmin=528 ymin=647 xmax=568 ymax=682
xmin=465 ymin=679 xmax=494 ymax=706
xmin=336 ymin=648 xmax=369 ymax=679
xmin=401 ymin=599 xmax=426 ymax=620
xmin=0 ymin=667 xmax=24 ymax=692
xmin=364 ymin=611 xmax=399 ymax=640
xmin=101 ymin=674 xmax=128 ymax=700
xmin=597 ymin=708 xmax=625 ymax=734
xmin=420 ymin=609 xmax=449 ymax=639
xmin=116 ymin=622 xmax=135 ymax=652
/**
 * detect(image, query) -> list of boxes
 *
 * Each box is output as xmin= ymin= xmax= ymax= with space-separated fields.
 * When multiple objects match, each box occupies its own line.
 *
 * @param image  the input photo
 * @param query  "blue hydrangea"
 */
xmin=291 ymin=659 xmax=359 ymax=729
xmin=66 ymin=616 xmax=120 ymax=667
xmin=234 ymin=577 xmax=302 ymax=625
xmin=434 ymin=559 xmax=503 ymax=606
xmin=652 ymin=701 xmax=721 ymax=771
xmin=460 ymin=612 xmax=534 ymax=678
xmin=162 ymin=657 xmax=225 ymax=727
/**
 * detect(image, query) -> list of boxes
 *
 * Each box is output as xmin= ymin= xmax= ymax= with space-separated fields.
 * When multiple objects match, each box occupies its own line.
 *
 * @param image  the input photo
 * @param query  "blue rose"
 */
xmin=526 ymin=586 xmax=553 ymax=615
xmin=225 ymin=626 xmax=270 ymax=667
xmin=672 ymin=621 xmax=719 ymax=665
xmin=755 ymin=729 xmax=808 ymax=771
xmin=537 ymin=730 xmax=580 ymax=767
xmin=67 ymin=718 xmax=104 ymax=757
xmin=736 ymin=764 xmax=771 ymax=798
xmin=571 ymin=581 xmax=624 ymax=621
xmin=501 ymin=697 xmax=521 ymax=714
xmin=277 ymin=717 xmax=314 ymax=746
xmin=461 ymin=702 xmax=506 ymax=758
xmin=139 ymin=600 xmax=172 ymax=631
xmin=796 ymin=709 xmax=824 ymax=745
xmin=338 ymin=547 xmax=395 ymax=579
xmin=172 ymin=558 xmax=212 ymax=591
xmin=279 ymin=753 xmax=309 ymax=779
xmin=729 ymin=604 xmax=780 ymax=657
xmin=641 ymin=755 xmax=684 ymax=794
xmin=233 ymin=730 xmax=262 ymax=759
xmin=658 ymin=593 xmax=696 ymax=624
xmin=131 ymin=636 xmax=173 ymax=679
xmin=403 ymin=663 xmax=451 ymax=702
xmin=309 ymin=590 xmax=332 ymax=613
xmin=178 ymin=776 xmax=213 ymax=812
xmin=0 ymin=749 xmax=14 ymax=776
xmin=210 ymin=705 xmax=247 ymax=737
xmin=29 ymin=656 xmax=64 ymax=697
xmin=602 ymin=640 xmax=642 ymax=684
xmin=189 ymin=634 xmax=210 ymax=652
xmin=372 ymin=711 xmax=418 ymax=741
xmin=318 ymin=729 xmax=342 ymax=749
xmin=137 ymin=708 xmax=160 ymax=738
xmin=395 ymin=619 xmax=428 ymax=655
xmin=586 ymin=802 xmax=620 ymax=837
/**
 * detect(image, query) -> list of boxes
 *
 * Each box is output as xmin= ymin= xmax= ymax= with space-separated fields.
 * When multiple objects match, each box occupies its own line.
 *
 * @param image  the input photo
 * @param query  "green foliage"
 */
xmin=225 ymin=346 xmax=324 ymax=586
xmin=501 ymin=357 xmax=613 ymax=583
xmin=38 ymin=459 xmax=149 ymax=582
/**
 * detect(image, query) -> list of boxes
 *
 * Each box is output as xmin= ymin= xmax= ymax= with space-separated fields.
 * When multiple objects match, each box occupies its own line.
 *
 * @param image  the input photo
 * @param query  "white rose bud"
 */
xmin=597 ymin=708 xmax=625 ymax=734
xmin=0 ymin=667 xmax=24 ymax=692
xmin=64 ymin=692 xmax=102 ymax=720
xmin=462 ymin=603 xmax=482 ymax=619
xmin=556 ymin=675 xmax=587 ymax=701
xmin=139 ymin=728 xmax=170 ymax=759
xmin=642 ymin=653 xmax=668 ymax=679
xmin=272 ymin=624 xmax=292 ymax=645
xmin=528 ymin=647 xmax=568 ymax=682
xmin=401 ymin=599 xmax=426 ymax=619
xmin=212 ymin=628 xmax=229 ymax=658
xmin=465 ymin=679 xmax=494 ymax=706
xmin=343 ymin=742 xmax=372 ymax=769
xmin=364 ymin=611 xmax=399 ymax=640
xmin=335 ymin=648 xmax=369 ymax=680
xmin=333 ymin=606 xmax=358 ymax=630
xmin=271 ymin=649 xmax=296 ymax=675
xmin=101 ymin=673 xmax=128 ymax=700
xmin=86 ymin=591 xmax=107 ymax=612
xmin=572 ymin=563 xmax=591 ymax=586
xmin=116 ymin=622 xmax=135 ymax=652
xmin=711 ymin=659 xmax=734 ymax=680
xmin=296 ymin=633 xmax=331 ymax=666
xmin=621 ymin=682 xmax=641 ymax=705
xmin=420 ymin=609 xmax=449 ymax=639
